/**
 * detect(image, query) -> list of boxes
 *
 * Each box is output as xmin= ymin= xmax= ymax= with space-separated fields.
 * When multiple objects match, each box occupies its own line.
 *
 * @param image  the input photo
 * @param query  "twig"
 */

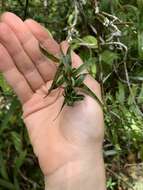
xmin=107 ymin=167 xmax=134 ymax=190
xmin=24 ymin=0 xmax=29 ymax=20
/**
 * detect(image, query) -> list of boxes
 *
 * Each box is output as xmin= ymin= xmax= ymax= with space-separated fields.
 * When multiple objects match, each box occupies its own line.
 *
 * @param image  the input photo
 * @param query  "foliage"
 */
xmin=40 ymin=44 xmax=103 ymax=108
xmin=0 ymin=0 xmax=143 ymax=189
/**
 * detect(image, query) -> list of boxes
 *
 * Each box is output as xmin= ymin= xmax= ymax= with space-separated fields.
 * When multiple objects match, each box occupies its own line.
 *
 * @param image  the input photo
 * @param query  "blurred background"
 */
xmin=0 ymin=0 xmax=143 ymax=189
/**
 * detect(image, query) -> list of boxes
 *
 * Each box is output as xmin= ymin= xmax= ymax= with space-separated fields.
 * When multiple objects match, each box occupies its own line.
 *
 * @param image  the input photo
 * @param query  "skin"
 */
xmin=0 ymin=12 xmax=106 ymax=190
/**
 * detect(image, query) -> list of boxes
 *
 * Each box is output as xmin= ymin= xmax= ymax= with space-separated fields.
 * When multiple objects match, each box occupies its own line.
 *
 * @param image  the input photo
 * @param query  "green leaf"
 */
xmin=90 ymin=63 xmax=96 ymax=78
xmin=61 ymin=47 xmax=72 ymax=76
xmin=0 ymin=178 xmax=15 ymax=189
xmin=85 ymin=57 xmax=97 ymax=78
xmin=56 ymin=76 xmax=65 ymax=86
xmin=0 ymin=151 xmax=9 ymax=180
xmin=11 ymin=132 xmax=22 ymax=153
xmin=73 ymin=63 xmax=88 ymax=76
xmin=66 ymin=47 xmax=72 ymax=67
xmin=130 ymin=76 xmax=143 ymax=81
xmin=123 ymin=4 xmax=138 ymax=15
xmin=68 ymin=14 xmax=74 ymax=25
xmin=45 ymin=29 xmax=53 ymax=38
xmin=62 ymin=57 xmax=71 ymax=75
xmin=0 ymin=74 xmax=11 ymax=94
xmin=101 ymin=50 xmax=118 ymax=65
xmin=14 ymin=150 xmax=27 ymax=174
xmin=82 ymin=36 xmax=98 ymax=48
xmin=14 ymin=176 xmax=20 ymax=190
xmin=137 ymin=0 xmax=143 ymax=11
xmin=71 ymin=36 xmax=98 ymax=50
xmin=71 ymin=39 xmax=81 ymax=50
xmin=127 ymin=85 xmax=138 ymax=105
xmin=71 ymin=94 xmax=84 ymax=101
xmin=82 ymin=84 xmax=103 ymax=107
xmin=48 ymin=64 xmax=63 ymax=94
xmin=138 ymin=84 xmax=143 ymax=104
xmin=116 ymin=82 xmax=125 ymax=104
xmin=39 ymin=44 xmax=59 ymax=63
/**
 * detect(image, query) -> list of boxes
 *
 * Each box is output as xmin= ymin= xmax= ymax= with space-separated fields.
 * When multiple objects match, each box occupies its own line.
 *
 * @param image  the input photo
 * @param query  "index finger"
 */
xmin=24 ymin=19 xmax=60 ymax=56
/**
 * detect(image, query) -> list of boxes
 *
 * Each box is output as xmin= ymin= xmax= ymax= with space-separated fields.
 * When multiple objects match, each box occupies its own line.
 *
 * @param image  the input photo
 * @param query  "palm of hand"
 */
xmin=23 ymin=80 xmax=104 ymax=175
xmin=0 ymin=12 xmax=104 ymax=176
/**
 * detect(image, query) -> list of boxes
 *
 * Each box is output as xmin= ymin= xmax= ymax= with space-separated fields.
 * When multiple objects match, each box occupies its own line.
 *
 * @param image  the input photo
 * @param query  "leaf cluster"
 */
xmin=40 ymin=44 xmax=103 ymax=109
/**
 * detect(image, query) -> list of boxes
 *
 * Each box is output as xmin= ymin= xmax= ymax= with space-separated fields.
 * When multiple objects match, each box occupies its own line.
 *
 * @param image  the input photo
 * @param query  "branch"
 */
xmin=24 ymin=0 xmax=29 ymax=20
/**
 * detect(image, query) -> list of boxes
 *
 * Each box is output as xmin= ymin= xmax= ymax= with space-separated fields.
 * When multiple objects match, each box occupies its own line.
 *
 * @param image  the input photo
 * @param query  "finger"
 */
xmin=60 ymin=41 xmax=102 ymax=100
xmin=0 ymin=43 xmax=33 ymax=103
xmin=1 ymin=12 xmax=57 ymax=82
xmin=24 ymin=19 xmax=60 ymax=56
xmin=0 ymin=22 xmax=45 ymax=91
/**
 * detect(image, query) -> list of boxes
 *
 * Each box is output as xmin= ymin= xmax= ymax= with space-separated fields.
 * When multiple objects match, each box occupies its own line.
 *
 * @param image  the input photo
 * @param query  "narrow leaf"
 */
xmin=11 ymin=132 xmax=22 ymax=153
xmin=73 ymin=63 xmax=88 ymax=76
xmin=82 ymin=84 xmax=103 ymax=107
xmin=75 ymin=74 xmax=87 ymax=87
xmin=0 ymin=151 xmax=9 ymax=180
xmin=14 ymin=150 xmax=27 ymax=174
xmin=0 ymin=178 xmax=15 ymax=189
xmin=48 ymin=64 xmax=63 ymax=94
xmin=39 ymin=44 xmax=60 ymax=63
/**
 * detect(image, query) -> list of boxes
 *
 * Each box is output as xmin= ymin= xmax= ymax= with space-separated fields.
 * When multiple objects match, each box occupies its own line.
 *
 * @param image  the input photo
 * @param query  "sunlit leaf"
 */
xmin=75 ymin=74 xmax=86 ymax=87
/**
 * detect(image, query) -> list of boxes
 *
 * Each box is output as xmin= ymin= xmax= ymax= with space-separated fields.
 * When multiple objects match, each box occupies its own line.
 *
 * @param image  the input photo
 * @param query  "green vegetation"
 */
xmin=0 ymin=0 xmax=143 ymax=189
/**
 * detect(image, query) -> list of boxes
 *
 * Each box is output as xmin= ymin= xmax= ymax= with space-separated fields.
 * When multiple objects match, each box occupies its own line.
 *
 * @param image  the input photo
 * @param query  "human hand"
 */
xmin=0 ymin=12 xmax=105 ymax=189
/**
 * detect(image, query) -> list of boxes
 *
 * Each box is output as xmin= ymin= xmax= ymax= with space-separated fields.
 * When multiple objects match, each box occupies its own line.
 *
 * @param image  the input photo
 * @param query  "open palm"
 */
xmin=0 ymin=12 xmax=104 ymax=176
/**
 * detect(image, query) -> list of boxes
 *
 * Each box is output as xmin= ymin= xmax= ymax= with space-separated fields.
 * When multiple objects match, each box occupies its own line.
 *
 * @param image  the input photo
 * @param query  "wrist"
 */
xmin=44 ymin=148 xmax=106 ymax=190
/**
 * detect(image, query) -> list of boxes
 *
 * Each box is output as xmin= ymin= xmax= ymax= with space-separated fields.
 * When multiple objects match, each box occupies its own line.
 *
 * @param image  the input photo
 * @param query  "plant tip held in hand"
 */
xmin=39 ymin=44 xmax=103 ymax=112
